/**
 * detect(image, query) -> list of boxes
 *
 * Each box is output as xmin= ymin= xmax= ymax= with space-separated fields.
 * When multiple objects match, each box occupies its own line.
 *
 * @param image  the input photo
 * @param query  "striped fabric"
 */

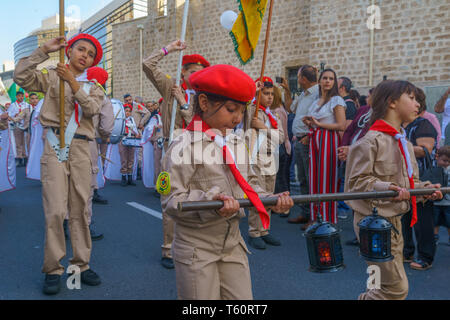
xmin=309 ymin=127 xmax=340 ymax=224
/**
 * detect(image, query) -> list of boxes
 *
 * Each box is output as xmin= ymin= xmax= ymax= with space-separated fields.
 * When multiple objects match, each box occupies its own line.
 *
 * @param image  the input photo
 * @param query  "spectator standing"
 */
xmin=434 ymin=87 xmax=450 ymax=146
xmin=338 ymin=77 xmax=357 ymax=129
xmin=402 ymin=87 xmax=438 ymax=270
xmin=305 ymin=68 xmax=346 ymax=224
xmin=282 ymin=65 xmax=319 ymax=226
xmin=432 ymin=146 xmax=450 ymax=247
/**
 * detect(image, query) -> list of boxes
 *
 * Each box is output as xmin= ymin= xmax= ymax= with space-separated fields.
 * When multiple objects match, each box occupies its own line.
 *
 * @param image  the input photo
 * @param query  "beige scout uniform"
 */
xmin=143 ymin=49 xmax=195 ymax=259
xmin=14 ymin=48 xmax=104 ymax=276
xmin=345 ymin=130 xmax=431 ymax=300
xmin=150 ymin=114 xmax=163 ymax=184
xmin=11 ymin=102 xmax=31 ymax=158
xmin=87 ymin=97 xmax=114 ymax=223
xmin=131 ymin=101 xmax=150 ymax=129
xmin=119 ymin=117 xmax=138 ymax=175
xmin=161 ymin=130 xmax=270 ymax=299
xmin=245 ymin=105 xmax=284 ymax=238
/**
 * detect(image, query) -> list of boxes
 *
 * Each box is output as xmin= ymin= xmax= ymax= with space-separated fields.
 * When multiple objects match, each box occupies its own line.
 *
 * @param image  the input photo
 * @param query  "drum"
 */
xmin=100 ymin=98 xmax=125 ymax=144
xmin=122 ymin=137 xmax=142 ymax=148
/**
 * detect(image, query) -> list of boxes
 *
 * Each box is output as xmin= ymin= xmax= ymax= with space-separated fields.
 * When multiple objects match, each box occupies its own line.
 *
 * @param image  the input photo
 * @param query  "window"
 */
xmin=158 ymin=0 xmax=168 ymax=17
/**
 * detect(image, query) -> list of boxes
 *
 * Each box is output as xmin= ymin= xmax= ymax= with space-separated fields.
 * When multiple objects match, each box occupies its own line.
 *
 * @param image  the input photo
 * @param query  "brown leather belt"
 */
xmin=52 ymin=128 xmax=91 ymax=141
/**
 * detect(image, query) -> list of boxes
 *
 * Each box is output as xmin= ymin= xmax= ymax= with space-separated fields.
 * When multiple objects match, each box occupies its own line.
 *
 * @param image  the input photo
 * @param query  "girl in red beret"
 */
xmin=14 ymin=34 xmax=105 ymax=295
xmin=160 ymin=64 xmax=293 ymax=300
xmin=143 ymin=39 xmax=211 ymax=269
xmin=246 ymin=77 xmax=284 ymax=250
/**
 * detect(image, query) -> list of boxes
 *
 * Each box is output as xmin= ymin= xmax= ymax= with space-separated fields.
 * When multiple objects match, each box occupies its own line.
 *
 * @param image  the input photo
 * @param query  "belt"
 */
xmin=52 ymin=128 xmax=91 ymax=141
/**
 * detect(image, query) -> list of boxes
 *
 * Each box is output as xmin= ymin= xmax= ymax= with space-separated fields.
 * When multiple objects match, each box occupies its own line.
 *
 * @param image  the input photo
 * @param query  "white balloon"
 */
xmin=220 ymin=10 xmax=238 ymax=31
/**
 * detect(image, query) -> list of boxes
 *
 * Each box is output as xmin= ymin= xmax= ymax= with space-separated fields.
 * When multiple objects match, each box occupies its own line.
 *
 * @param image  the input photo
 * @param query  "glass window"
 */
xmin=158 ymin=0 xmax=168 ymax=17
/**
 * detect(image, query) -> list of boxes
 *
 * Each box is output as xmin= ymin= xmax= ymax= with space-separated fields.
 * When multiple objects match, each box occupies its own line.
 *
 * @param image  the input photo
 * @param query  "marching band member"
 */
xmin=14 ymin=33 xmax=105 ymax=295
xmin=345 ymin=80 xmax=442 ymax=300
xmin=160 ymin=64 xmax=293 ymax=299
xmin=143 ymin=39 xmax=210 ymax=269
xmin=0 ymin=105 xmax=16 ymax=202
xmin=26 ymin=98 xmax=44 ymax=180
xmin=119 ymin=105 xmax=141 ymax=187
xmin=246 ymin=77 xmax=284 ymax=250
xmin=9 ymin=91 xmax=31 ymax=167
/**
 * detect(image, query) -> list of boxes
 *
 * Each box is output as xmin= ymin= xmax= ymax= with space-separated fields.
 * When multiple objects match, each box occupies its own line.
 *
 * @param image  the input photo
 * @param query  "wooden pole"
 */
xmin=253 ymin=0 xmax=275 ymax=119
xmin=178 ymin=187 xmax=450 ymax=212
xmin=169 ymin=0 xmax=190 ymax=144
xmin=59 ymin=0 xmax=65 ymax=148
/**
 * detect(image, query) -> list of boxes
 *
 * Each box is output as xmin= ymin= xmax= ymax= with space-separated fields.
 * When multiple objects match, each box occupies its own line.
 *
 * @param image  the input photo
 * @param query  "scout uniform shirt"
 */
xmin=142 ymin=49 xmax=194 ymax=142
xmin=13 ymin=48 xmax=104 ymax=141
xmin=131 ymin=101 xmax=150 ymax=129
xmin=8 ymin=101 xmax=31 ymax=130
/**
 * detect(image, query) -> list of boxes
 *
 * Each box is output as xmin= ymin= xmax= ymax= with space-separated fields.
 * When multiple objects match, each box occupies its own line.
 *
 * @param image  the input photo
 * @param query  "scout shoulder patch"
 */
xmin=157 ymin=171 xmax=171 ymax=195
xmin=41 ymin=68 xmax=48 ymax=74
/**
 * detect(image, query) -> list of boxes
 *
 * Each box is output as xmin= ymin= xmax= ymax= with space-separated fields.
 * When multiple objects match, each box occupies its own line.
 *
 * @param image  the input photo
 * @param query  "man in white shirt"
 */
xmin=282 ymin=65 xmax=319 ymax=226
xmin=434 ymin=87 xmax=450 ymax=145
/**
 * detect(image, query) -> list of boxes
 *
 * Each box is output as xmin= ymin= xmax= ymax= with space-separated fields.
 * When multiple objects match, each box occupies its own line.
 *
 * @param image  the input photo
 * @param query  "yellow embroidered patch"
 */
xmin=156 ymin=171 xmax=171 ymax=195
xmin=41 ymin=68 xmax=48 ymax=74
xmin=165 ymin=74 xmax=172 ymax=79
xmin=244 ymin=193 xmax=248 ymax=199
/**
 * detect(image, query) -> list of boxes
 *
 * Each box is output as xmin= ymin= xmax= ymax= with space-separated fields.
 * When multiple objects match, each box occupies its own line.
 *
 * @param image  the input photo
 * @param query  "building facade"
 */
xmin=69 ymin=0 xmax=148 ymax=96
xmin=111 ymin=0 xmax=449 ymax=111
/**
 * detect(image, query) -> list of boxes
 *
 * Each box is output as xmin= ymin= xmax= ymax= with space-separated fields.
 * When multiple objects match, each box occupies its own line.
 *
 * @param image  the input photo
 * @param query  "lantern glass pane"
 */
xmin=317 ymin=240 xmax=332 ymax=266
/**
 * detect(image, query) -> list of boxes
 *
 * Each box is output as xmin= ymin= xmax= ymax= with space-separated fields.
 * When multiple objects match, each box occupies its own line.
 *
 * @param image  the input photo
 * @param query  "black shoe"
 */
xmin=80 ymin=269 xmax=101 ymax=286
xmin=89 ymin=225 xmax=104 ymax=241
xmin=15 ymin=159 xmax=20 ymax=167
xmin=128 ymin=175 xmax=136 ymax=186
xmin=63 ymin=219 xmax=69 ymax=239
xmin=161 ymin=257 xmax=174 ymax=269
xmin=137 ymin=167 xmax=142 ymax=181
xmin=153 ymin=190 xmax=160 ymax=198
xmin=23 ymin=158 xmax=28 ymax=167
xmin=93 ymin=189 xmax=108 ymax=205
xmin=248 ymin=236 xmax=266 ymax=250
xmin=43 ymin=274 xmax=61 ymax=295
xmin=121 ymin=175 xmax=127 ymax=187
xmin=345 ymin=238 xmax=359 ymax=246
xmin=261 ymin=234 xmax=281 ymax=246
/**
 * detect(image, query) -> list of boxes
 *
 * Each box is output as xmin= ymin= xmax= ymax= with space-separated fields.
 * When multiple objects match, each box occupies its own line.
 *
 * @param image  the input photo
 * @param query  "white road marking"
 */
xmin=127 ymin=202 xmax=162 ymax=220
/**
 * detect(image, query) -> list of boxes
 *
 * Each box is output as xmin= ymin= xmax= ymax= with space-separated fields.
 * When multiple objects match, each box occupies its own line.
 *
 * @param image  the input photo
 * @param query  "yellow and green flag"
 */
xmin=230 ymin=0 xmax=268 ymax=65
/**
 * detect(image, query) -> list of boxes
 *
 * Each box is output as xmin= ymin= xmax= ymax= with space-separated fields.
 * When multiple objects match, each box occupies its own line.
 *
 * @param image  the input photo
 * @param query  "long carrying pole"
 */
xmin=253 ymin=0 xmax=274 ymax=119
xmin=178 ymin=187 xmax=450 ymax=212
xmin=168 ymin=0 xmax=190 ymax=144
xmin=59 ymin=0 xmax=65 ymax=148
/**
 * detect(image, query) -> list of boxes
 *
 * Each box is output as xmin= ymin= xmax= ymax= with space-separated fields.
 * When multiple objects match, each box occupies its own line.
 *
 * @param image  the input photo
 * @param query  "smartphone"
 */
xmin=276 ymin=76 xmax=283 ymax=84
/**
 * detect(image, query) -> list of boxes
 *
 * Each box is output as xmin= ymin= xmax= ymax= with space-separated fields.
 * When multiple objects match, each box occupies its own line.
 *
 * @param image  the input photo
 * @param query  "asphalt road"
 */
xmin=0 ymin=167 xmax=449 ymax=300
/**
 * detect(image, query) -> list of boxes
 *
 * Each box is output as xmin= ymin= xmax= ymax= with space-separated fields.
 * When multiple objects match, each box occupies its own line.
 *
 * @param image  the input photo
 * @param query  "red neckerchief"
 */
xmin=258 ymin=105 xmax=278 ymax=129
xmin=370 ymin=119 xmax=417 ymax=227
xmin=186 ymin=115 xmax=270 ymax=228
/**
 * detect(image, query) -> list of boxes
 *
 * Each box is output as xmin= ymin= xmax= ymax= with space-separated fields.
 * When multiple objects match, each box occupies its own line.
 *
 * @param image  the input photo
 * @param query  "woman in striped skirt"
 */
xmin=304 ymin=69 xmax=346 ymax=224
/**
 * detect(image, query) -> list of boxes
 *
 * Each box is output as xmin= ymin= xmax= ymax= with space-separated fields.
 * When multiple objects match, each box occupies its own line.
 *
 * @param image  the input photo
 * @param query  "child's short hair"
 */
xmin=437 ymin=145 xmax=450 ymax=158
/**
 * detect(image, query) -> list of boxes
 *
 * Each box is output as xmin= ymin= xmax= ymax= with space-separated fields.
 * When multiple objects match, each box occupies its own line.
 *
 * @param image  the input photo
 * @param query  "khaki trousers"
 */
xmin=41 ymin=138 xmax=93 ymax=275
xmin=152 ymin=141 xmax=162 ymax=185
xmin=354 ymin=212 xmax=409 ymax=300
xmin=173 ymin=222 xmax=253 ymax=300
xmin=118 ymin=143 xmax=135 ymax=174
xmin=99 ymin=143 xmax=108 ymax=167
xmin=161 ymin=140 xmax=174 ymax=258
xmin=14 ymin=128 xmax=26 ymax=158
xmin=248 ymin=169 xmax=276 ymax=238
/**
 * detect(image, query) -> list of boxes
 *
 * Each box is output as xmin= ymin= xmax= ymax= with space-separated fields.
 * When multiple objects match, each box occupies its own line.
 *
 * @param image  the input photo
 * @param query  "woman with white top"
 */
xmin=303 ymin=68 xmax=346 ymax=224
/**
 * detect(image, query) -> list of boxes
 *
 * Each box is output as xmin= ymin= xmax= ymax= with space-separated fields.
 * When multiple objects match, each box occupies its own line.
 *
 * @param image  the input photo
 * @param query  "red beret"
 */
xmin=158 ymin=98 xmax=164 ymax=104
xmin=66 ymin=33 xmax=103 ymax=67
xmin=182 ymin=54 xmax=210 ymax=68
xmin=255 ymin=76 xmax=273 ymax=84
xmin=189 ymin=64 xmax=256 ymax=104
xmin=87 ymin=67 xmax=108 ymax=86
xmin=123 ymin=103 xmax=133 ymax=111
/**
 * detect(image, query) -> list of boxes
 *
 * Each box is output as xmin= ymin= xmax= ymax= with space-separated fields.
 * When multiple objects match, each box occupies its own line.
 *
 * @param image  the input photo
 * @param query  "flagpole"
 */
xmin=169 ymin=0 xmax=190 ymax=144
xmin=253 ymin=0 xmax=274 ymax=119
xmin=59 ymin=0 xmax=65 ymax=148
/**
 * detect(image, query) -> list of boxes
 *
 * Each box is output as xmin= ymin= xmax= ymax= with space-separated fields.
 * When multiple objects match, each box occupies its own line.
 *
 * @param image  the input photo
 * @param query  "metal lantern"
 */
xmin=358 ymin=207 xmax=394 ymax=262
xmin=304 ymin=213 xmax=345 ymax=273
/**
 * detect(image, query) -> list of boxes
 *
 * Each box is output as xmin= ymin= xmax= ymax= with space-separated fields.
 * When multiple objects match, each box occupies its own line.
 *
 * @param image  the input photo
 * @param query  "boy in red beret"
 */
xmin=14 ymin=34 xmax=105 ymax=295
xmin=160 ymin=64 xmax=293 ymax=299
xmin=245 ymin=77 xmax=284 ymax=250
xmin=142 ymin=39 xmax=210 ymax=269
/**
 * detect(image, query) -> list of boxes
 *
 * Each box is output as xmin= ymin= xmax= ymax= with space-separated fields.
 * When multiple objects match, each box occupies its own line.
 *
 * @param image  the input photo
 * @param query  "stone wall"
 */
xmin=112 ymin=0 xmax=450 ymax=102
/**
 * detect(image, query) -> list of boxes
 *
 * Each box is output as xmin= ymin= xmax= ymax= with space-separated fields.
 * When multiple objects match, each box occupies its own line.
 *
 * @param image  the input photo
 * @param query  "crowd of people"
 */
xmin=0 ymin=32 xmax=449 ymax=301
